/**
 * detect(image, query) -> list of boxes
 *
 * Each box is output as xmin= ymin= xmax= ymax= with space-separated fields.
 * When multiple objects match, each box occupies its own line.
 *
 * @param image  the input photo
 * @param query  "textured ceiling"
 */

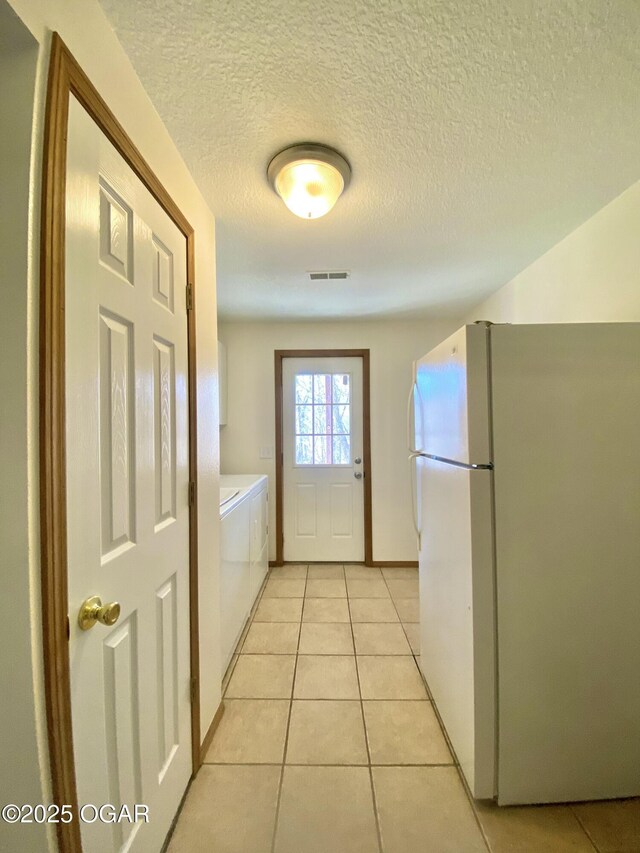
xmin=99 ymin=0 xmax=640 ymax=320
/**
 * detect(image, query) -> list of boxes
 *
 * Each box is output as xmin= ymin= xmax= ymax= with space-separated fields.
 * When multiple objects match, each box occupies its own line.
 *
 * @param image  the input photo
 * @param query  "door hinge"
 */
xmin=186 ymin=283 xmax=194 ymax=311
xmin=189 ymin=480 xmax=196 ymax=506
xmin=190 ymin=676 xmax=197 ymax=703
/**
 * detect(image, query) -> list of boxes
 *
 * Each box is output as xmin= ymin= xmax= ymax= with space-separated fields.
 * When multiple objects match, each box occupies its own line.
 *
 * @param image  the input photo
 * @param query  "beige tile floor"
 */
xmin=168 ymin=564 xmax=640 ymax=853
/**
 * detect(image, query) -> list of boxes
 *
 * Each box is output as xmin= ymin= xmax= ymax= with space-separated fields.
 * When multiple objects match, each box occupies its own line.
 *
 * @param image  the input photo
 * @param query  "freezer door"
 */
xmin=418 ymin=456 xmax=496 ymax=798
xmin=416 ymin=324 xmax=491 ymax=464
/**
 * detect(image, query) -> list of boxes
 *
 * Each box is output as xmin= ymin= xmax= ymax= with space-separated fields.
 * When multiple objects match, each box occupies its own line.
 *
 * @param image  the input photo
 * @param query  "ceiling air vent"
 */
xmin=308 ymin=270 xmax=350 ymax=281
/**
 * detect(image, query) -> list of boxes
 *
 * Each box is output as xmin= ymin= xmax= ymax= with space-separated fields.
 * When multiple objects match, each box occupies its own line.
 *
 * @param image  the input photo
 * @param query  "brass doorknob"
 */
xmin=78 ymin=596 xmax=121 ymax=631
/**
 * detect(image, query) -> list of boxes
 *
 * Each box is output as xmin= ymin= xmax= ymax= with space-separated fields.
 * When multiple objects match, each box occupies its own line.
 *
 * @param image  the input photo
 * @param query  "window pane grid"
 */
xmin=295 ymin=372 xmax=351 ymax=465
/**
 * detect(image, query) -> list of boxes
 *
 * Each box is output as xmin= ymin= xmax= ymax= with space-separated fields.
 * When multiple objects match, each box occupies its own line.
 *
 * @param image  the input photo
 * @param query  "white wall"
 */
xmin=3 ymin=1 xmax=221 ymax=845
xmin=0 ymin=7 xmax=46 ymax=852
xmin=468 ymin=180 xmax=640 ymax=323
xmin=219 ymin=319 xmax=457 ymax=563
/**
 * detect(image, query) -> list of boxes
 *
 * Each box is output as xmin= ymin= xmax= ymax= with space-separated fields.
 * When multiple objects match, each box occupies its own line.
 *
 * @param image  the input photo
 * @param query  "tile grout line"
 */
xmin=455 ymin=765 xmax=492 ymax=853
xmin=346 ymin=568 xmax=385 ymax=853
xmin=223 ymin=569 xmax=272 ymax=694
xmin=237 ymin=651 xmax=422 ymax=657
xmin=205 ymin=761 xmax=456 ymax=768
xmin=221 ymin=589 xmax=263 ymax=697
xmin=217 ymin=695 xmax=429 ymax=701
xmin=269 ymin=563 xmax=308 ymax=853
xmin=381 ymin=569 xmax=418 ymax=660
xmin=380 ymin=570 xmax=494 ymax=851
xmin=229 ymin=564 xmax=442 ymax=853
xmin=222 ymin=572 xmax=275 ymax=699
xmin=386 ymin=570 xmax=491 ymax=853
xmin=218 ymin=565 xmax=499 ymax=853
xmin=198 ymin=566 xmax=613 ymax=853
xmin=378 ymin=574 xmax=490 ymax=852
xmin=568 ymin=806 xmax=602 ymax=852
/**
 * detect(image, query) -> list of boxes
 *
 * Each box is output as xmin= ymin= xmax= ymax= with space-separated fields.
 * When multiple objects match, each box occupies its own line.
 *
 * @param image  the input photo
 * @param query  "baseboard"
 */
xmin=271 ymin=560 xmax=418 ymax=568
xmin=199 ymin=701 xmax=225 ymax=764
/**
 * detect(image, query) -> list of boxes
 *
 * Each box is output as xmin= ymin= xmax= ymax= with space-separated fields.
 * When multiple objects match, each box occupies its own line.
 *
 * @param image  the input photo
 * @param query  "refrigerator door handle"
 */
xmin=407 ymin=373 xmax=425 ymax=454
xmin=407 ymin=380 xmax=417 ymax=453
xmin=420 ymin=452 xmax=493 ymax=471
xmin=409 ymin=453 xmax=422 ymax=550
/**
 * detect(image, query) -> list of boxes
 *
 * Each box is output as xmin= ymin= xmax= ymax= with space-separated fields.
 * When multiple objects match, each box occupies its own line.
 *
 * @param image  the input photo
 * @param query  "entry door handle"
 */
xmin=77 ymin=596 xmax=121 ymax=630
xmin=354 ymin=471 xmax=363 ymax=480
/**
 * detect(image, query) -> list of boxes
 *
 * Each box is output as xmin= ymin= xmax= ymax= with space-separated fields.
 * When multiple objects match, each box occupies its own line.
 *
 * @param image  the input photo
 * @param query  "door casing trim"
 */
xmin=40 ymin=33 xmax=201 ymax=853
xmin=274 ymin=349 xmax=373 ymax=566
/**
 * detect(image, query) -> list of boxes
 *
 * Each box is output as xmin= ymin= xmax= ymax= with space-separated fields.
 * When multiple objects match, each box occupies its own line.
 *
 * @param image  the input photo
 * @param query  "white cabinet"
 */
xmin=218 ymin=340 xmax=227 ymax=426
xmin=219 ymin=496 xmax=250 ymax=673
xmin=219 ymin=475 xmax=268 ymax=673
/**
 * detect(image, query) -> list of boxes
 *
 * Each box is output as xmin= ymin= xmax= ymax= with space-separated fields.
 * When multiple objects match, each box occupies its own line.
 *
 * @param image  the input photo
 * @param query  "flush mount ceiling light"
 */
xmin=267 ymin=143 xmax=351 ymax=220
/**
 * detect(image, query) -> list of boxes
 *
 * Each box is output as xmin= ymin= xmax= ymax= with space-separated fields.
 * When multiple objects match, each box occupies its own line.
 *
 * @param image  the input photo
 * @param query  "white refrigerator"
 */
xmin=410 ymin=322 xmax=640 ymax=805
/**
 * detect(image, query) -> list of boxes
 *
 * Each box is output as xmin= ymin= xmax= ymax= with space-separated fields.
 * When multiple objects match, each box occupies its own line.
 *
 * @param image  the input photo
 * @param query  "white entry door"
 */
xmin=65 ymin=96 xmax=191 ymax=852
xmin=283 ymin=357 xmax=365 ymax=562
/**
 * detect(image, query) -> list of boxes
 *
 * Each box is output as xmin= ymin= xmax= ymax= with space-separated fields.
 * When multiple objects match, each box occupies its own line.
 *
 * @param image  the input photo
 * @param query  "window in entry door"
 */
xmin=294 ymin=373 xmax=351 ymax=465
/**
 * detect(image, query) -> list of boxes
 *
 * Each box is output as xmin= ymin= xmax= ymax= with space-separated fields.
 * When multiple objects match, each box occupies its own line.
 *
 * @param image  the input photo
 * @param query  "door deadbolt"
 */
xmin=78 ymin=596 xmax=121 ymax=631
xmin=354 ymin=457 xmax=362 ymax=464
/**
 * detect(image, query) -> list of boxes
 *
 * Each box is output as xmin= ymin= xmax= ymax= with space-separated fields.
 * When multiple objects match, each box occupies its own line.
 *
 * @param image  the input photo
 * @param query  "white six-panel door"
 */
xmin=65 ymin=96 xmax=191 ymax=852
xmin=283 ymin=357 xmax=364 ymax=562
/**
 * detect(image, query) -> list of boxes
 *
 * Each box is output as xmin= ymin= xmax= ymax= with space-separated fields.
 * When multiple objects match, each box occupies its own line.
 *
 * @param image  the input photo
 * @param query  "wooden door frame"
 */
xmin=274 ymin=349 xmax=373 ymax=566
xmin=40 ymin=34 xmax=201 ymax=853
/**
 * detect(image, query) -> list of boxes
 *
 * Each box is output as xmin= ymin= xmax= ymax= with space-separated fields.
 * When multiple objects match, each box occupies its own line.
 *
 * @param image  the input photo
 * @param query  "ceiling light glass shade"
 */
xmin=276 ymin=160 xmax=344 ymax=219
xmin=268 ymin=144 xmax=351 ymax=220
